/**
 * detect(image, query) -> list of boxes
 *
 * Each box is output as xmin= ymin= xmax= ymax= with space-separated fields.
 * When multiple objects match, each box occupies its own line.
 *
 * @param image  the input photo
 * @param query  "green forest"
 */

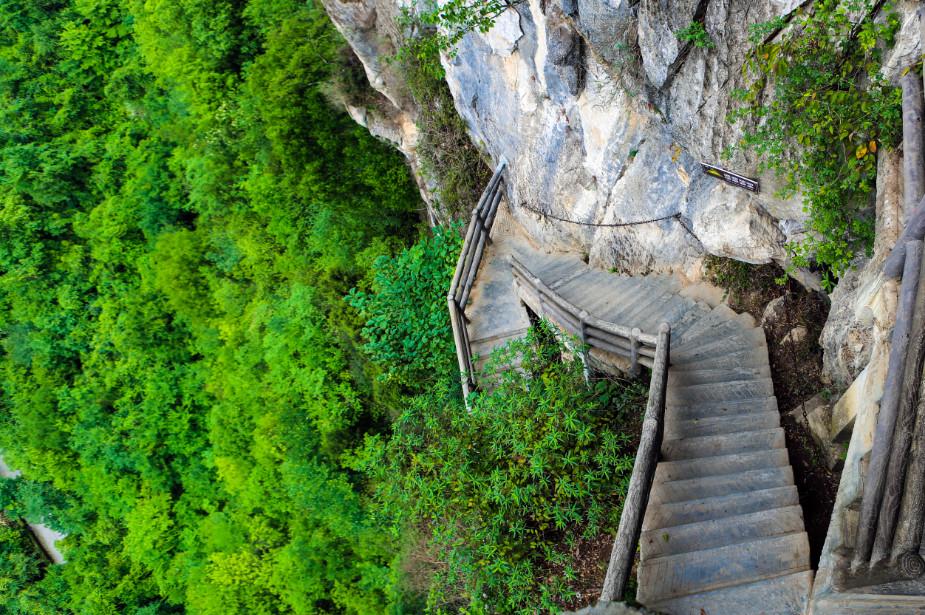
xmin=0 ymin=1 xmax=644 ymax=613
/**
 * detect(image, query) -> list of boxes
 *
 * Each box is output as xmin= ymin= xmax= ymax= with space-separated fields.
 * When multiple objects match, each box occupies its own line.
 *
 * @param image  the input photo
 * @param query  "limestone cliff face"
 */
xmin=323 ymin=0 xmax=923 ymax=380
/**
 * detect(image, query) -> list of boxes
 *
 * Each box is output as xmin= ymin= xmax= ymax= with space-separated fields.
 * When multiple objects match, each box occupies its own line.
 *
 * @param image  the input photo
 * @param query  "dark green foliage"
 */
xmin=366 ymin=325 xmax=646 ymax=613
xmin=347 ymin=225 xmax=462 ymax=390
xmin=729 ymin=0 xmax=903 ymax=289
xmin=676 ymin=22 xmax=715 ymax=49
xmin=0 ymin=0 xmax=422 ymax=611
xmin=0 ymin=518 xmax=66 ymax=614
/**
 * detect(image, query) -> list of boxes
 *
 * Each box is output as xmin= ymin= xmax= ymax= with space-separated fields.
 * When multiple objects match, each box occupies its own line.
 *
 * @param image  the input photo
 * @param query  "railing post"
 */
xmin=534 ymin=277 xmax=545 ymax=317
xmin=448 ymin=294 xmax=471 ymax=402
xmin=873 ymin=233 xmax=925 ymax=567
xmin=630 ymin=328 xmax=641 ymax=378
xmin=579 ymin=310 xmax=590 ymax=384
xmin=600 ymin=323 xmax=671 ymax=603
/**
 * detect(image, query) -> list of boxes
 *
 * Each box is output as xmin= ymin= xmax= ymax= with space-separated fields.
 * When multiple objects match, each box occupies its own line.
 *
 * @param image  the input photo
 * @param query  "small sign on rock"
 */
xmin=700 ymin=162 xmax=760 ymax=193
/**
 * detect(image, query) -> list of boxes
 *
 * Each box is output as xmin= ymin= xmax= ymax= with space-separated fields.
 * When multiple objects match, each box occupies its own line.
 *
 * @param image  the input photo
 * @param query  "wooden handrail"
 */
xmin=509 ymin=255 xmax=672 ymax=603
xmin=853 ymin=240 xmax=924 ymax=573
xmin=601 ymin=323 xmax=671 ymax=602
xmin=448 ymin=160 xmax=508 ymax=399
xmin=839 ymin=239 xmax=925 ymax=587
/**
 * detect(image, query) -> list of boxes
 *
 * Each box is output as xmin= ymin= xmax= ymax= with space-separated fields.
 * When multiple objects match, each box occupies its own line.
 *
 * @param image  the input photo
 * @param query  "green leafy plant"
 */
xmin=367 ymin=323 xmax=647 ymax=612
xmin=347 ymin=225 xmax=462 ymax=390
xmin=398 ymin=0 xmax=522 ymax=65
xmin=676 ymin=21 xmax=715 ymax=49
xmin=729 ymin=0 xmax=903 ymax=290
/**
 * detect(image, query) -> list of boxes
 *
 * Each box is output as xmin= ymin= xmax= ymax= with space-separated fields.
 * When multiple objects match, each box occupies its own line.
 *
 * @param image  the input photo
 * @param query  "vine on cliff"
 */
xmin=729 ymin=0 xmax=903 ymax=290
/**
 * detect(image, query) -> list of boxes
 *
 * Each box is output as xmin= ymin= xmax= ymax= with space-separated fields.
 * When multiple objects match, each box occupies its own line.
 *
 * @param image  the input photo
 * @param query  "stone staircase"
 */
xmin=489 ymin=249 xmax=813 ymax=614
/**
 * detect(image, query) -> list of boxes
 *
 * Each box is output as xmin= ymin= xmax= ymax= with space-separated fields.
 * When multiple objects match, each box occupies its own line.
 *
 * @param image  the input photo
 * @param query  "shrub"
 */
xmin=729 ymin=0 xmax=903 ymax=290
xmin=398 ymin=0 xmax=520 ymax=63
xmin=676 ymin=22 xmax=715 ymax=49
xmin=368 ymin=324 xmax=647 ymax=612
xmin=347 ymin=225 xmax=463 ymax=391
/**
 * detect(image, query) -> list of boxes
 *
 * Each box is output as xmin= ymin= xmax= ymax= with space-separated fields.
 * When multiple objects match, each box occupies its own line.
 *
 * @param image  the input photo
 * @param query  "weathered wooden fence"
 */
xmin=841 ymin=54 xmax=925 ymax=588
xmin=510 ymin=255 xmax=671 ymax=602
xmin=447 ymin=160 xmax=507 ymax=399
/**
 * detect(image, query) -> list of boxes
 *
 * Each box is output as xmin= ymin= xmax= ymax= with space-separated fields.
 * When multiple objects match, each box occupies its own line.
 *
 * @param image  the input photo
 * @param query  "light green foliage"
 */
xmin=0 ymin=0 xmax=422 ymax=611
xmin=729 ymin=0 xmax=902 ymax=289
xmin=347 ymin=225 xmax=462 ymax=390
xmin=676 ymin=22 xmax=715 ymax=49
xmin=367 ymin=324 xmax=645 ymax=612
xmin=398 ymin=0 xmax=519 ymax=64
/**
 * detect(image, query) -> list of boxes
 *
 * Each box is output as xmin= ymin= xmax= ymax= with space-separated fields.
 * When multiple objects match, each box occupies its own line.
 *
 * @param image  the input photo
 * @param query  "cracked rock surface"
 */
xmin=323 ymin=0 xmax=922 ymax=374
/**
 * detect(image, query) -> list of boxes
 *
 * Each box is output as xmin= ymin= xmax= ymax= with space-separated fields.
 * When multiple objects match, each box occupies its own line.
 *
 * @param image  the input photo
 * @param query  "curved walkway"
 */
xmin=466 ymin=205 xmax=812 ymax=614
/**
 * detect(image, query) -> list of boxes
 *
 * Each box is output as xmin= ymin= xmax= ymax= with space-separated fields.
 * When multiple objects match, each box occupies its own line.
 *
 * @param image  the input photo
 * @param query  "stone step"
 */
xmin=667 ymin=305 xmax=712 ymax=342
xmin=520 ymin=259 xmax=570 ymax=286
xmin=643 ymin=485 xmax=799 ymax=530
xmin=672 ymin=304 xmax=743 ymax=347
xmin=558 ymin=270 xmax=639 ymax=303
xmin=661 ymin=428 xmax=785 ymax=461
xmin=666 ymin=378 xmax=775 ymax=404
xmin=470 ymin=327 xmax=530 ymax=353
xmin=649 ymin=466 xmax=794 ymax=506
xmin=736 ymin=311 xmax=758 ymax=328
xmin=637 ymin=296 xmax=696 ymax=335
xmin=608 ymin=287 xmax=676 ymax=325
xmin=637 ymin=532 xmax=810 ymax=604
xmin=650 ymin=273 xmax=684 ymax=294
xmin=641 ymin=504 xmax=806 ymax=559
xmin=673 ymin=321 xmax=750 ymax=353
xmin=665 ymin=409 xmax=781 ymax=440
xmin=811 ymin=593 xmax=925 ymax=614
xmin=671 ymin=329 xmax=767 ymax=361
xmin=593 ymin=283 xmax=668 ymax=324
xmin=547 ymin=266 xmax=593 ymax=291
xmin=667 ymin=396 xmax=779 ymax=422
xmin=668 ymin=365 xmax=771 ymax=386
xmin=528 ymin=254 xmax=586 ymax=280
xmin=654 ymin=448 xmax=790 ymax=484
xmin=646 ymin=570 xmax=813 ymax=615
xmin=670 ymin=348 xmax=770 ymax=371
xmin=563 ymin=276 xmax=644 ymax=319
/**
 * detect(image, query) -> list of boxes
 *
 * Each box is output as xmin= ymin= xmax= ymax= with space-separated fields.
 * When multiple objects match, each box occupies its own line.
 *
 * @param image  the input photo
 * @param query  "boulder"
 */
xmin=787 ymin=394 xmax=842 ymax=470
xmin=782 ymin=325 xmax=809 ymax=346
xmin=761 ymin=295 xmax=788 ymax=327
xmin=692 ymin=183 xmax=786 ymax=264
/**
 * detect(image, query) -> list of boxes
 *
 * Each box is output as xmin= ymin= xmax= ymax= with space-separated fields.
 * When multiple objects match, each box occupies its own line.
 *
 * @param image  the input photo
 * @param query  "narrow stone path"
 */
xmin=464 ymin=208 xmax=812 ymax=613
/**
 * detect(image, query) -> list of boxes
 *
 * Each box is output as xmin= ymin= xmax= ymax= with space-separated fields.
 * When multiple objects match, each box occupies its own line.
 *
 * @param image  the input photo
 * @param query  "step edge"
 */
xmin=641 ymin=523 xmax=808 ymax=559
xmin=644 ymin=486 xmax=800 ymax=530
xmin=643 ymin=568 xmax=813 ymax=612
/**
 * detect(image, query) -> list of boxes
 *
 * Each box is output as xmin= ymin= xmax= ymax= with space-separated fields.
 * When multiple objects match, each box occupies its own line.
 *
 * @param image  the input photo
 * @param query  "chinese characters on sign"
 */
xmin=700 ymin=162 xmax=760 ymax=193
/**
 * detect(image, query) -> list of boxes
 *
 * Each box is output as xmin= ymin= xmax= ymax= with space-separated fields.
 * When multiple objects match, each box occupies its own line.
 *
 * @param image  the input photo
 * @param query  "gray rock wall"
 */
xmin=324 ymin=0 xmax=922 ymax=378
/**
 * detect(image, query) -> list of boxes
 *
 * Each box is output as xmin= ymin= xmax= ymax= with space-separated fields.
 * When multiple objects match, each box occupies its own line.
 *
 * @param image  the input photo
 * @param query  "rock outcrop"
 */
xmin=323 ymin=0 xmax=923 ymax=373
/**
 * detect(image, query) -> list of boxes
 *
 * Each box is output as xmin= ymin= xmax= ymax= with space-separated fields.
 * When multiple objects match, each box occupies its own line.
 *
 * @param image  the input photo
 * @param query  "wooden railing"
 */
xmin=840 ymin=61 xmax=925 ymax=587
xmin=842 ymin=236 xmax=925 ymax=587
xmin=448 ymin=160 xmax=507 ymax=399
xmin=510 ymin=255 xmax=671 ymax=602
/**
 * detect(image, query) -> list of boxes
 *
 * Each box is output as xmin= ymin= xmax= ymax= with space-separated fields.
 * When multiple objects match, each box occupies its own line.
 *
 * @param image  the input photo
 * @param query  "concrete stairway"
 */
xmin=507 ymin=250 xmax=813 ymax=615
